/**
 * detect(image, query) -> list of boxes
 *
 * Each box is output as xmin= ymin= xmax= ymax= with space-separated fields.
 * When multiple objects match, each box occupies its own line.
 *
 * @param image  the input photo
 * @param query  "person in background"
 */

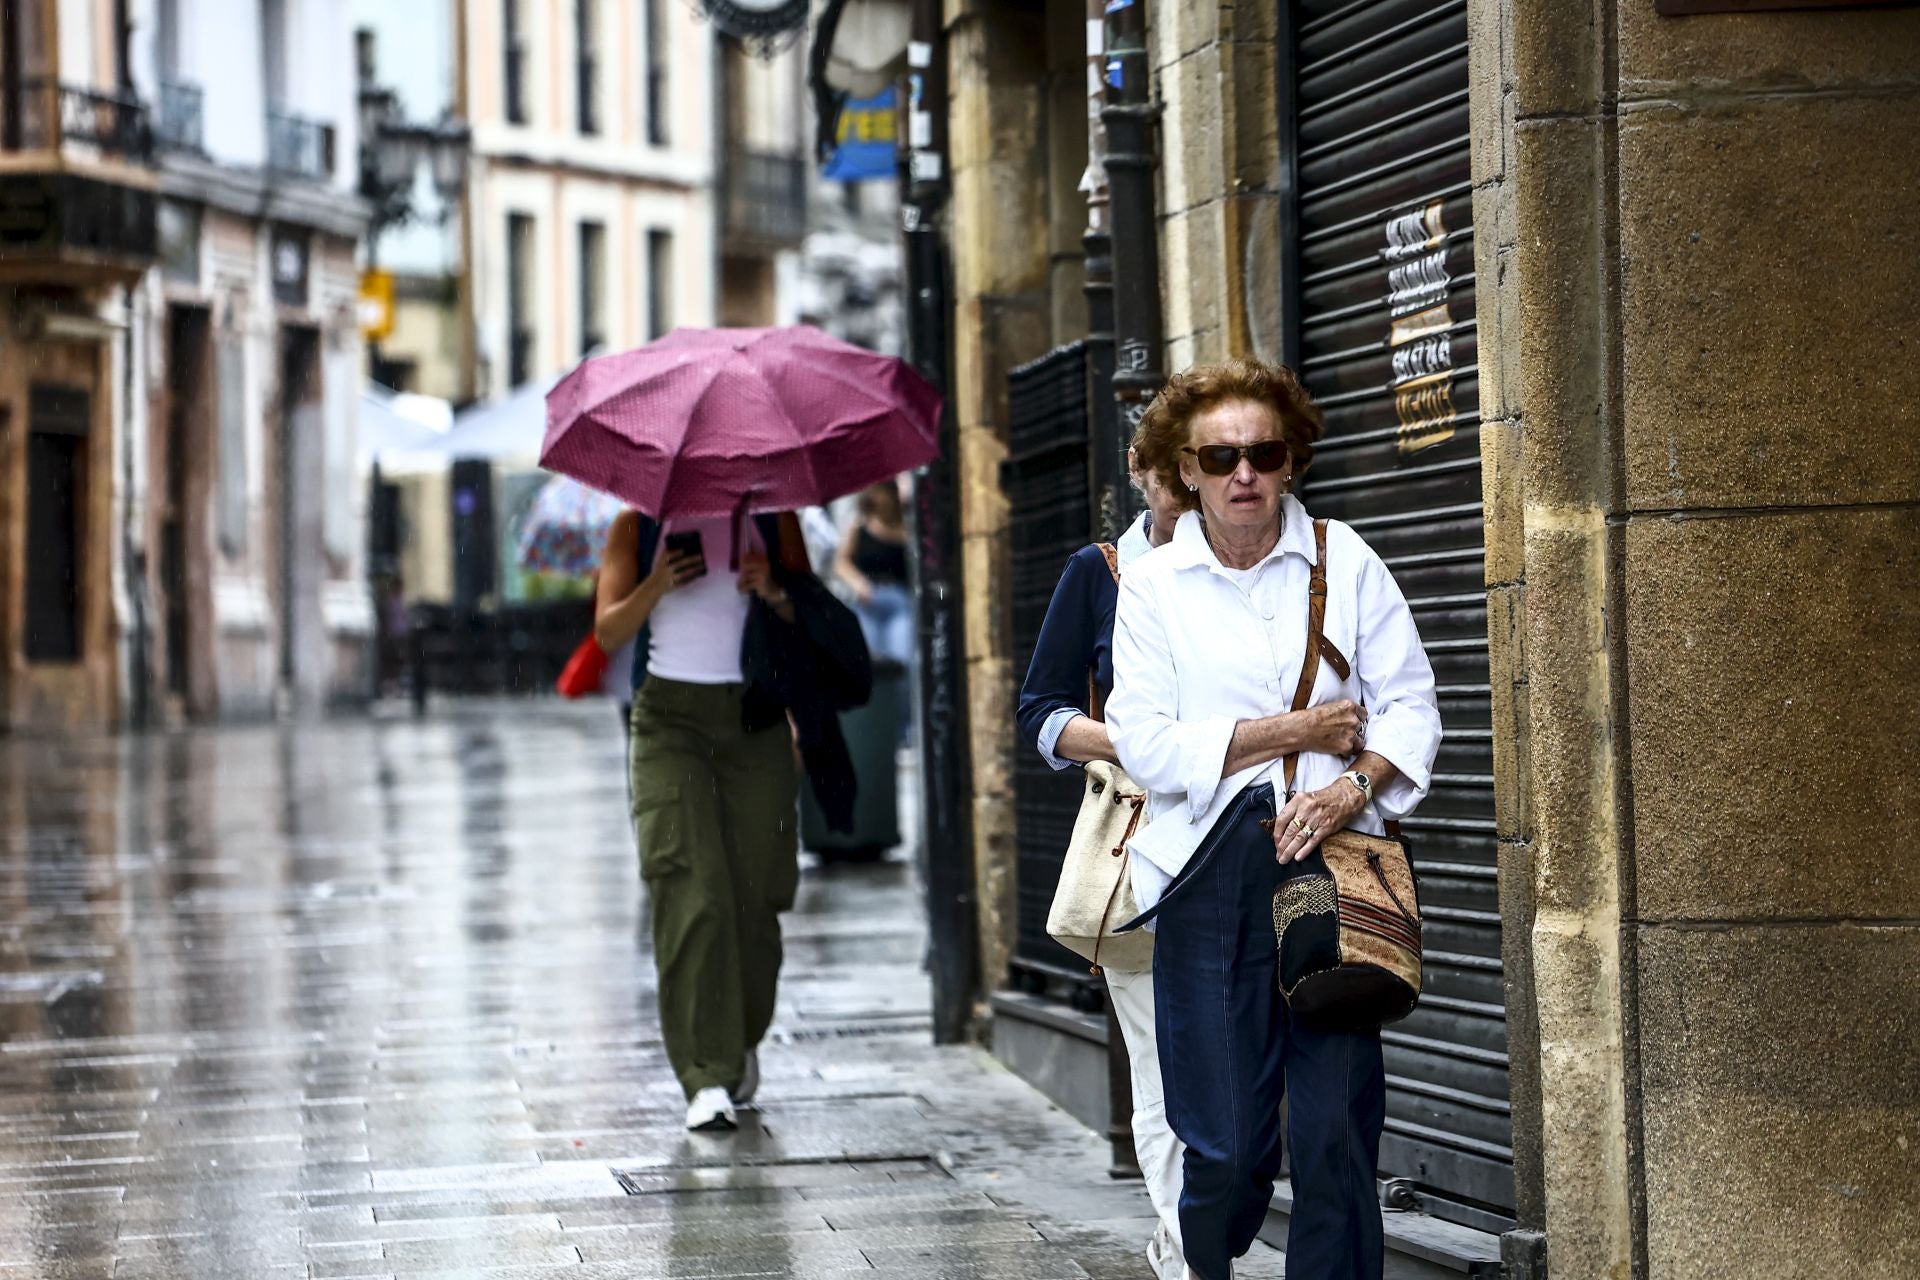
xmin=594 ymin=507 xmax=813 ymax=1133
xmin=798 ymin=506 xmax=844 ymax=579
xmin=834 ymin=482 xmax=914 ymax=671
xmin=1015 ymin=451 xmax=1189 ymax=1280
xmin=1108 ymin=358 xmax=1442 ymax=1280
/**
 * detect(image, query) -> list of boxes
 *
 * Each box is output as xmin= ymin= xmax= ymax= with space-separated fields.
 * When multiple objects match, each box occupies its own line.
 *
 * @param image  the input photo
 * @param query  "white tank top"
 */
xmin=647 ymin=516 xmax=760 ymax=684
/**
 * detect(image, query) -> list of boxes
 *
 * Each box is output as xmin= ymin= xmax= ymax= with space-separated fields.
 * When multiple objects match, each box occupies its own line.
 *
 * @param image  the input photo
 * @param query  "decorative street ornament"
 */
xmin=819 ymin=0 xmax=912 ymax=97
xmin=696 ymin=0 xmax=811 ymax=52
xmin=807 ymin=0 xmax=912 ymax=162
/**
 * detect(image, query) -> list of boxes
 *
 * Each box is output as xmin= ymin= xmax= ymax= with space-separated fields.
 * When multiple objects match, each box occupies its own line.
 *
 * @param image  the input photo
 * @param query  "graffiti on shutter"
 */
xmin=1386 ymin=200 xmax=1457 ymax=453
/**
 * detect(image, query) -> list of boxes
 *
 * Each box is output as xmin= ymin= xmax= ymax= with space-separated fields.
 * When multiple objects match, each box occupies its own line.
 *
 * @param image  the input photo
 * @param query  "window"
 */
xmin=575 ymin=0 xmax=598 ymax=136
xmin=503 ymin=0 xmax=527 ymax=125
xmin=25 ymin=384 xmax=89 ymax=664
xmin=644 ymin=0 xmax=668 ymax=146
xmin=647 ymin=229 xmax=673 ymax=340
xmin=578 ymin=220 xmax=606 ymax=356
xmin=506 ymin=213 xmax=535 ymax=386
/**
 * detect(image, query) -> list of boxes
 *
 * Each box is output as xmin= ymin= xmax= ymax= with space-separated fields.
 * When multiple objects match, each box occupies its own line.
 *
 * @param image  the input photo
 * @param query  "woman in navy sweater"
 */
xmin=1016 ymin=453 xmax=1187 ymax=1280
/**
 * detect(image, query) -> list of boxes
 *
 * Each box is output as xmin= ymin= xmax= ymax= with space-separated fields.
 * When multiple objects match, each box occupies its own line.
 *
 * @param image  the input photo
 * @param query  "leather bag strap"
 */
xmin=1281 ymin=520 xmax=1331 ymax=796
xmin=1087 ymin=543 xmax=1121 ymax=723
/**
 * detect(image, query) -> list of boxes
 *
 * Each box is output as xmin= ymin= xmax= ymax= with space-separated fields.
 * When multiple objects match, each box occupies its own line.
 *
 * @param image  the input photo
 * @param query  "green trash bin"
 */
xmin=801 ymin=664 xmax=905 ymax=862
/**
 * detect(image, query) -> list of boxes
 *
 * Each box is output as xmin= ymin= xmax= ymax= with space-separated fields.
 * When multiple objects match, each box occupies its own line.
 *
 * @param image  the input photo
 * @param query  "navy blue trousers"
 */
xmin=1151 ymin=783 xmax=1387 ymax=1280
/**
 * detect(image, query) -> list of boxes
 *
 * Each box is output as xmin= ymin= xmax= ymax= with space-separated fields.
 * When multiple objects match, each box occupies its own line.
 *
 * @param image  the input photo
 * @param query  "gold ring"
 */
xmin=1302 ymin=825 xmax=1317 ymax=837
xmin=1291 ymin=818 xmax=1308 ymax=833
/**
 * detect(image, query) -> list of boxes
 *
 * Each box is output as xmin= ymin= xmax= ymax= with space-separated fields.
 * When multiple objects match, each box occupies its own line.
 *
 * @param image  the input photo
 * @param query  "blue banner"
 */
xmin=824 ymin=91 xmax=899 ymax=183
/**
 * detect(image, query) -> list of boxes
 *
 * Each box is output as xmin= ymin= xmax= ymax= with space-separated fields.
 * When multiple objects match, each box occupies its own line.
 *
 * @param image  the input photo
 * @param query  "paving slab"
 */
xmin=0 ymin=702 xmax=1285 ymax=1278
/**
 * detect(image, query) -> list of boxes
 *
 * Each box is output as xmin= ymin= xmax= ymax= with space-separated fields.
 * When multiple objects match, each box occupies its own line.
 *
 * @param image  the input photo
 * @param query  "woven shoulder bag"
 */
xmin=1264 ymin=520 xmax=1424 ymax=1031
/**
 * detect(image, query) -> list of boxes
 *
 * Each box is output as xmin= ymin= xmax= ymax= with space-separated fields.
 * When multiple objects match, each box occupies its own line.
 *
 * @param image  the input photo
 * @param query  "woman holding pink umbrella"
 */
xmin=548 ymin=326 xmax=941 ymax=1132
xmin=593 ymin=506 xmax=813 ymax=1132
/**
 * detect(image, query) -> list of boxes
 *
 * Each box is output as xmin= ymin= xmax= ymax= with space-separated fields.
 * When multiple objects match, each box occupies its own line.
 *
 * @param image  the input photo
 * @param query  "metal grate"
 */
xmin=1286 ymin=0 xmax=1511 ymax=1231
xmin=1001 ymin=342 xmax=1102 ymax=1009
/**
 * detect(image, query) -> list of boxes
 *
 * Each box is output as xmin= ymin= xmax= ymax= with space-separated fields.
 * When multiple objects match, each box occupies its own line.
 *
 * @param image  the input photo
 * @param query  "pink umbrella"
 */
xmin=538 ymin=326 xmax=941 ymax=521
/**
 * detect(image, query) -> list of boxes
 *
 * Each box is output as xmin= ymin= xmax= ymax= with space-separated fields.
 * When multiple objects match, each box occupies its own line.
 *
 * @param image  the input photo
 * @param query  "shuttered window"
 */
xmin=1284 ymin=0 xmax=1512 ymax=1232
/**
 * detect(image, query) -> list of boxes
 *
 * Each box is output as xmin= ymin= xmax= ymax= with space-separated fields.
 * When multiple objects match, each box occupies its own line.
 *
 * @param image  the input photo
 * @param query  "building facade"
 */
xmin=0 ymin=0 xmax=370 ymax=730
xmin=921 ymin=1 xmax=1920 ymax=1276
xmin=459 ymin=0 xmax=725 ymax=405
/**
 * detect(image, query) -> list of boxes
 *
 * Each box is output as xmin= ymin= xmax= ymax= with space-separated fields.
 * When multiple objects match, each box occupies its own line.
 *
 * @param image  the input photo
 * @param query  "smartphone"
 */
xmin=662 ymin=529 xmax=707 ymax=580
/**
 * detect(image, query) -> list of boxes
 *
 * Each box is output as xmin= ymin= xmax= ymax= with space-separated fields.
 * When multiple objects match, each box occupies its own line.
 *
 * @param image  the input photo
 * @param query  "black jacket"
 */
xmin=631 ymin=513 xmax=872 ymax=832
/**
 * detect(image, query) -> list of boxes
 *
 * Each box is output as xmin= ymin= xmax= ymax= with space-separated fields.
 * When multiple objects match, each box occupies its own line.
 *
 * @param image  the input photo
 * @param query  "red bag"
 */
xmin=555 ymin=635 xmax=610 ymax=699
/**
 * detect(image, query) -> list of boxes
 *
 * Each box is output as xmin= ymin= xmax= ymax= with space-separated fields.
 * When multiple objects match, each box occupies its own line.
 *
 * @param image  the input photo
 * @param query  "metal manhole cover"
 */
xmin=614 ymin=1154 xmax=943 ymax=1195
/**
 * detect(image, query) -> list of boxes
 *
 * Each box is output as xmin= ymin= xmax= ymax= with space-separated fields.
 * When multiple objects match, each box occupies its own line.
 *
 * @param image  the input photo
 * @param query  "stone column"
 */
xmin=1613 ymin=8 xmax=1920 ymax=1275
xmin=945 ymin=0 xmax=1053 ymax=994
xmin=1147 ymin=1 xmax=1282 ymax=370
xmin=1475 ymin=0 xmax=1920 ymax=1274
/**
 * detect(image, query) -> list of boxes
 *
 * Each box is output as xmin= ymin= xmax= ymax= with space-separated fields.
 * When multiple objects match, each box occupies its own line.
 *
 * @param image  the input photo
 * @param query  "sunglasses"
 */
xmin=1182 ymin=440 xmax=1291 ymax=477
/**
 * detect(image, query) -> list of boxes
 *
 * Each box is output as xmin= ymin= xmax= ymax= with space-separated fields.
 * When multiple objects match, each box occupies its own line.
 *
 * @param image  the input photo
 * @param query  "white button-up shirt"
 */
xmin=1107 ymin=495 xmax=1442 ymax=915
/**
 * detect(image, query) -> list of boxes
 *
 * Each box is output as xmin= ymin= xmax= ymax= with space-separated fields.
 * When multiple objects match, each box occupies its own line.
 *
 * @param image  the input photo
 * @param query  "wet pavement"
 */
xmin=0 ymin=700 xmax=1282 ymax=1279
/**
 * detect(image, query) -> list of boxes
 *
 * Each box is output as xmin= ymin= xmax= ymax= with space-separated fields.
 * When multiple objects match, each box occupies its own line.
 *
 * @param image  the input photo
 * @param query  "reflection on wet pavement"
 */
xmin=0 ymin=701 xmax=1277 ymax=1279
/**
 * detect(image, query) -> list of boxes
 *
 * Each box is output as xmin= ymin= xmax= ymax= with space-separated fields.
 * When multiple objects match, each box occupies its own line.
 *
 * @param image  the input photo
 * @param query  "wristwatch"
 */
xmin=1339 ymin=770 xmax=1373 ymax=804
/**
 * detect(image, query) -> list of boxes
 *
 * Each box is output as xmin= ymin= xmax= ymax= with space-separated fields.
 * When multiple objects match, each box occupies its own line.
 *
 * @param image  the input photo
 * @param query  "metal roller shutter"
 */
xmin=1283 ymin=0 xmax=1514 ymax=1232
xmin=1002 ymin=342 xmax=1106 ymax=1011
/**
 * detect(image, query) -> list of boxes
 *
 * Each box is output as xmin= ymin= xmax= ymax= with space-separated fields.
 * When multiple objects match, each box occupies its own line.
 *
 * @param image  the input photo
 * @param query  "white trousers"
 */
xmin=1105 ymin=959 xmax=1188 ymax=1271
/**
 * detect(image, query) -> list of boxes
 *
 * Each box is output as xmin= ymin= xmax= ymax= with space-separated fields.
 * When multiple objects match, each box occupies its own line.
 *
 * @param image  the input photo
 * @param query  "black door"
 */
xmin=162 ymin=307 xmax=209 ymax=701
xmin=277 ymin=327 xmax=321 ymax=690
xmin=1283 ymin=0 xmax=1512 ymax=1232
xmin=450 ymin=458 xmax=497 ymax=611
xmin=24 ymin=384 xmax=89 ymax=664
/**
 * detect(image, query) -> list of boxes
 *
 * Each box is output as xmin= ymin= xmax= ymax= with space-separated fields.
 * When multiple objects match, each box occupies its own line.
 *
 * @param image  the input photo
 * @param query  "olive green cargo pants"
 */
xmin=629 ymin=677 xmax=799 ymax=1100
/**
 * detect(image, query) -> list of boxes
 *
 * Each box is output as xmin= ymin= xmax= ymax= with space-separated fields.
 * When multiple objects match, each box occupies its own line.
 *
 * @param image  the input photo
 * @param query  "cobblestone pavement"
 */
xmin=0 ymin=701 xmax=1284 ymax=1279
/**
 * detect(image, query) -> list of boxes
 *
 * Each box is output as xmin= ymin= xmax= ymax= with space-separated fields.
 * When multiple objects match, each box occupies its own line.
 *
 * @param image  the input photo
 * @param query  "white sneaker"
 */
xmin=1147 ymin=1222 xmax=1183 ymax=1280
xmin=733 ymin=1049 xmax=760 ymax=1106
xmin=685 ymin=1086 xmax=737 ymax=1132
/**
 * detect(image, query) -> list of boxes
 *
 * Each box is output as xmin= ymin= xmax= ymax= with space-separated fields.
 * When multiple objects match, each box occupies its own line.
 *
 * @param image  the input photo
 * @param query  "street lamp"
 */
xmin=355 ymin=28 xmax=471 ymax=386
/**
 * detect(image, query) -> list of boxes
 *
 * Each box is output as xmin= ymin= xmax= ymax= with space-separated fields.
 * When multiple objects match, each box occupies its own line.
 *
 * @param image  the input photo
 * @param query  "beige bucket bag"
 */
xmin=1045 ymin=545 xmax=1155 ymax=974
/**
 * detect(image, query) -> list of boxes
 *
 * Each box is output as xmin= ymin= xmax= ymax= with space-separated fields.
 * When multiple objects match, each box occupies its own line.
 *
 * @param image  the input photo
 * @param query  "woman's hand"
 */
xmin=736 ymin=551 xmax=786 ymax=603
xmin=1270 ymin=779 xmax=1368 ymax=864
xmin=644 ymin=548 xmax=703 ymax=600
xmin=1293 ymin=699 xmax=1368 ymax=757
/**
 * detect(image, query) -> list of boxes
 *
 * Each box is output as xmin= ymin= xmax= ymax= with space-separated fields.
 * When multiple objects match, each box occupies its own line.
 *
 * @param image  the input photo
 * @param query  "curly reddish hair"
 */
xmin=1129 ymin=357 xmax=1325 ymax=513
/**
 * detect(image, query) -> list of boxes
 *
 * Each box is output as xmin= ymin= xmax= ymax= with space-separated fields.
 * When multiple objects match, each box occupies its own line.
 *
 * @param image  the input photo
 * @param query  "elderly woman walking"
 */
xmin=1107 ymin=358 xmax=1442 ymax=1280
xmin=1016 ymin=451 xmax=1190 ymax=1280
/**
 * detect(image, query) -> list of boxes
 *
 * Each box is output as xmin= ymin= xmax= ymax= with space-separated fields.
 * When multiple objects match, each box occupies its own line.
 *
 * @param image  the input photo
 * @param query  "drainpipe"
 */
xmin=1081 ymin=2 xmax=1123 ymax=541
xmin=1101 ymin=0 xmax=1163 ymax=464
xmin=901 ymin=0 xmax=977 ymax=1047
xmin=1078 ymin=0 xmax=1140 ymax=1180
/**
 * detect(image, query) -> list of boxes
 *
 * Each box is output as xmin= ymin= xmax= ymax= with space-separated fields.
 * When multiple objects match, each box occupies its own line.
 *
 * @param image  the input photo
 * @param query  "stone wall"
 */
xmin=945 ymin=0 xmax=1055 ymax=995
xmin=1472 ymin=1 xmax=1920 ymax=1275
xmin=1148 ymin=2 xmax=1281 ymax=369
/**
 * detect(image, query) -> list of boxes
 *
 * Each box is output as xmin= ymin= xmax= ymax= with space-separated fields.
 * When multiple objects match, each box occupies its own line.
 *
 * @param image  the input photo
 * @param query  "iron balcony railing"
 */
xmin=1 ymin=79 xmax=152 ymax=161
xmin=155 ymin=80 xmax=204 ymax=154
xmin=266 ymin=104 xmax=334 ymax=181
xmin=721 ymin=148 xmax=806 ymax=246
